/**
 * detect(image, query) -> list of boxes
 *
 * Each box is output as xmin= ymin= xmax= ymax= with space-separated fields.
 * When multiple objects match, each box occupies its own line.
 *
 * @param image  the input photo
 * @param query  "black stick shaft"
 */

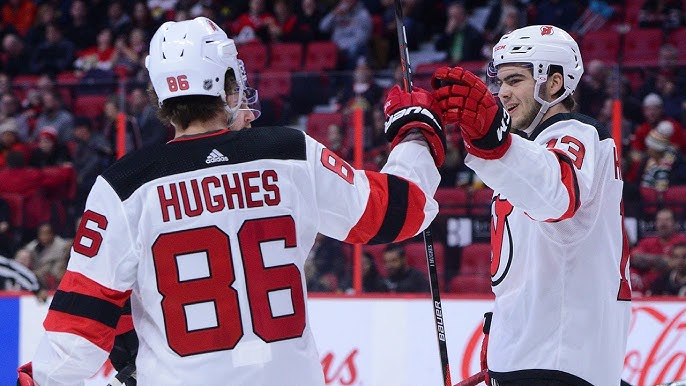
xmin=394 ymin=1 xmax=451 ymax=385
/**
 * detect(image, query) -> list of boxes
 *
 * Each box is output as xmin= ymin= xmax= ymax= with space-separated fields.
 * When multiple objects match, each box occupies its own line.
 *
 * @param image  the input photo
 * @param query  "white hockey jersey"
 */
xmin=32 ymin=127 xmax=440 ymax=386
xmin=466 ymin=114 xmax=631 ymax=386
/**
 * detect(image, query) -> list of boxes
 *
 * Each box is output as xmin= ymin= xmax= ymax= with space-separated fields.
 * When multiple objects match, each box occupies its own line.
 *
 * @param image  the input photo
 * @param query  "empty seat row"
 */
xmin=239 ymin=41 xmax=339 ymax=74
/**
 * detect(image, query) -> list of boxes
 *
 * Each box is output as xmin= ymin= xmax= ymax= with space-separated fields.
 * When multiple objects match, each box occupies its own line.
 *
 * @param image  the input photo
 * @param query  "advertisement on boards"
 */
xmin=1 ymin=295 xmax=684 ymax=386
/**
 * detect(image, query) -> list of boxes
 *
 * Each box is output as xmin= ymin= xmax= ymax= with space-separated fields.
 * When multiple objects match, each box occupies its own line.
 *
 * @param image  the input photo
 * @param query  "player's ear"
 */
xmin=547 ymin=72 xmax=564 ymax=99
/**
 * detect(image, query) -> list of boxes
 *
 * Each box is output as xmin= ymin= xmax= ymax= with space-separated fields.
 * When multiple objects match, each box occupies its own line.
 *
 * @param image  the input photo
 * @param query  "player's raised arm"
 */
xmin=312 ymin=85 xmax=443 ymax=244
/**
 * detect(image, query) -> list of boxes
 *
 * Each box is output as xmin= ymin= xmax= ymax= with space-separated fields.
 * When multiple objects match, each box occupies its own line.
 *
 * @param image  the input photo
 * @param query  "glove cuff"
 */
xmin=465 ymin=108 xmax=512 ymax=160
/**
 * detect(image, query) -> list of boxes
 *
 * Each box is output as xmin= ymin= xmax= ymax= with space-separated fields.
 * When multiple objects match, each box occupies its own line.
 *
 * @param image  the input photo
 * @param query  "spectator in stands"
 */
xmin=648 ymin=241 xmax=686 ymax=296
xmin=0 ymin=198 xmax=13 ymax=257
xmin=635 ymin=125 xmax=686 ymax=192
xmin=113 ymin=27 xmax=149 ymax=78
xmin=630 ymin=93 xmax=685 ymax=154
xmin=24 ymin=222 xmax=70 ymax=290
xmin=74 ymin=28 xmax=118 ymax=76
xmin=29 ymin=126 xmax=72 ymax=168
xmin=341 ymin=251 xmax=389 ymax=293
xmin=102 ymin=95 xmax=143 ymax=159
xmin=105 ymin=1 xmax=132 ymax=38
xmin=382 ymin=243 xmax=429 ymax=293
xmin=577 ymin=60 xmax=609 ymax=119
xmin=1 ymin=0 xmax=37 ymax=37
xmin=434 ymin=2 xmax=484 ymax=64
xmin=63 ymin=0 xmax=97 ymax=51
xmin=13 ymin=248 xmax=50 ymax=302
xmin=307 ymin=233 xmax=348 ymax=289
xmin=533 ymin=0 xmax=580 ymax=30
xmin=130 ymin=1 xmax=157 ymax=37
xmin=631 ymin=208 xmax=686 ymax=295
xmin=29 ymin=23 xmax=76 ymax=76
xmin=0 ymin=253 xmax=47 ymax=301
xmin=35 ymin=90 xmax=74 ymax=143
xmin=325 ymin=123 xmax=351 ymax=161
xmin=294 ymin=0 xmax=327 ymax=42
xmin=266 ymin=0 xmax=299 ymax=42
xmin=0 ymin=93 xmax=31 ymax=141
xmin=25 ymin=2 xmax=58 ymax=49
xmin=0 ymin=119 xmax=31 ymax=167
xmin=638 ymin=0 xmax=684 ymax=29
xmin=228 ymin=0 xmax=276 ymax=44
xmin=304 ymin=255 xmax=339 ymax=292
xmin=71 ymin=117 xmax=111 ymax=213
xmin=483 ymin=1 xmax=527 ymax=44
xmin=319 ymin=0 xmax=373 ymax=69
xmin=1 ymin=33 xmax=30 ymax=77
xmin=128 ymin=86 xmax=168 ymax=148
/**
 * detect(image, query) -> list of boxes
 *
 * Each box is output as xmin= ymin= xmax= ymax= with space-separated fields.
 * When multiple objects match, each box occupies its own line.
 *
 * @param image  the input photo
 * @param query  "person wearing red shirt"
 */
xmin=0 ymin=118 xmax=32 ymax=168
xmin=630 ymin=93 xmax=685 ymax=154
xmin=630 ymin=207 xmax=686 ymax=295
xmin=1 ymin=0 xmax=37 ymax=37
xmin=228 ymin=0 xmax=275 ymax=44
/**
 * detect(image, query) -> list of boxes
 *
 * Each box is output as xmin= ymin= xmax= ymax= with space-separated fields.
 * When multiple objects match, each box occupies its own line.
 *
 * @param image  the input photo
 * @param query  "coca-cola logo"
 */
xmin=321 ymin=348 xmax=359 ymax=385
xmin=624 ymin=306 xmax=686 ymax=386
xmin=459 ymin=306 xmax=686 ymax=386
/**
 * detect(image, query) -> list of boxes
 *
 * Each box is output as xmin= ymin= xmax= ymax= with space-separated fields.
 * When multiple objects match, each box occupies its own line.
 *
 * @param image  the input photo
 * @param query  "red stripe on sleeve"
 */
xmin=544 ymin=149 xmax=580 ymax=222
xmin=394 ymin=179 xmax=427 ymax=241
xmin=44 ymin=310 xmax=116 ymax=352
xmin=344 ymin=171 xmax=389 ymax=244
xmin=115 ymin=314 xmax=134 ymax=335
xmin=58 ymin=270 xmax=131 ymax=307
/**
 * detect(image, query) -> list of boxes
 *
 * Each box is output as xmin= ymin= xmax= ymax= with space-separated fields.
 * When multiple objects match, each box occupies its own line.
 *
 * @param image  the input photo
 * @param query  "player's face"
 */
xmin=227 ymin=93 xmax=256 ymax=131
xmin=496 ymin=64 xmax=540 ymax=131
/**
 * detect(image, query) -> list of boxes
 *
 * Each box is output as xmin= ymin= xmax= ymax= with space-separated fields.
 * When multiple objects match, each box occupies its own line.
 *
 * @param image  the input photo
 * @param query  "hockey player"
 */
xmin=17 ymin=17 xmax=445 ymax=386
xmin=432 ymin=25 xmax=630 ymax=385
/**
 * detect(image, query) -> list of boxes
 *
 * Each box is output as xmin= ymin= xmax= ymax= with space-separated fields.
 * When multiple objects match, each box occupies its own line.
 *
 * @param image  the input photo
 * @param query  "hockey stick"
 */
xmin=393 ymin=1 xmax=451 ymax=385
xmin=107 ymin=363 xmax=136 ymax=386
xmin=453 ymin=370 xmax=487 ymax=386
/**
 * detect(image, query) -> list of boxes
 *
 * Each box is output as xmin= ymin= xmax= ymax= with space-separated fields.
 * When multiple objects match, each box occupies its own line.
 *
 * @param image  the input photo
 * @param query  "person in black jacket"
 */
xmin=382 ymin=243 xmax=429 ymax=293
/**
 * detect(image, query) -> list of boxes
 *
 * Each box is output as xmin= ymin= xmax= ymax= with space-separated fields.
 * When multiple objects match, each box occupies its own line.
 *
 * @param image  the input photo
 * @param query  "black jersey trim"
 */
xmin=489 ymin=369 xmax=593 ymax=386
xmin=369 ymin=175 xmax=409 ymax=244
xmin=102 ymin=127 xmax=307 ymax=201
xmin=526 ymin=112 xmax=611 ymax=141
xmin=50 ymin=290 xmax=122 ymax=328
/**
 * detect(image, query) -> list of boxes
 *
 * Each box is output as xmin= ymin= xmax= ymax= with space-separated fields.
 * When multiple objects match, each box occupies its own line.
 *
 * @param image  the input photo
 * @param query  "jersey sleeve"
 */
xmin=33 ymin=176 xmax=136 ymax=386
xmin=309 ymin=135 xmax=440 ymax=244
xmin=465 ymin=122 xmax=600 ymax=222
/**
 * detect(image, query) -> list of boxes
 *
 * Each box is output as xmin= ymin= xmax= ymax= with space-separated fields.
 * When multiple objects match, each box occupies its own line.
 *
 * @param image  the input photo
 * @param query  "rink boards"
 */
xmin=0 ymin=293 xmax=684 ymax=386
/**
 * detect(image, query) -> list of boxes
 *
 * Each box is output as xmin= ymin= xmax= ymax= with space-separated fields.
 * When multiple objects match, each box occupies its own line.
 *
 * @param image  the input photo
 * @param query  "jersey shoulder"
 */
xmin=101 ymin=126 xmax=307 ymax=201
xmin=528 ymin=112 xmax=611 ymax=142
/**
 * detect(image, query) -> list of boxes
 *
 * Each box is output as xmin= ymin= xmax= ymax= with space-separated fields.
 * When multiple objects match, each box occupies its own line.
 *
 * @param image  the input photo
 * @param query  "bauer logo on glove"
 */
xmin=383 ymin=85 xmax=447 ymax=167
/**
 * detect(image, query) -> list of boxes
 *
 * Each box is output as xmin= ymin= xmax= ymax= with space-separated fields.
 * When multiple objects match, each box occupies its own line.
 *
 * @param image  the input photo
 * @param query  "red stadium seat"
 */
xmin=12 ymin=74 xmax=39 ymax=88
xmin=580 ymin=29 xmax=621 ymax=63
xmin=663 ymin=185 xmax=686 ymax=216
xmin=404 ymin=241 xmax=446 ymax=287
xmin=269 ymin=42 xmax=303 ymax=71
xmin=667 ymin=27 xmax=686 ymax=64
xmin=471 ymin=188 xmax=494 ymax=218
xmin=73 ymin=94 xmax=107 ymax=120
xmin=622 ymin=28 xmax=663 ymax=67
xmin=448 ymin=274 xmax=492 ymax=294
xmin=460 ymin=242 xmax=491 ymax=275
xmin=0 ymin=193 xmax=24 ymax=228
xmin=304 ymin=41 xmax=339 ymax=71
xmin=256 ymin=71 xmax=291 ymax=100
xmin=623 ymin=0 xmax=643 ymax=26
xmin=639 ymin=186 xmax=660 ymax=217
xmin=435 ymin=187 xmax=469 ymax=217
xmin=306 ymin=112 xmax=343 ymax=144
xmin=239 ymin=42 xmax=269 ymax=73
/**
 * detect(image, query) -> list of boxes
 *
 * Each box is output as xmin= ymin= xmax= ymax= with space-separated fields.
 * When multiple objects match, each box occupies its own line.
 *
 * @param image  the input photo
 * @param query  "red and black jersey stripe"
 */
xmin=345 ymin=171 xmax=426 ymax=244
xmin=44 ymin=271 xmax=131 ymax=351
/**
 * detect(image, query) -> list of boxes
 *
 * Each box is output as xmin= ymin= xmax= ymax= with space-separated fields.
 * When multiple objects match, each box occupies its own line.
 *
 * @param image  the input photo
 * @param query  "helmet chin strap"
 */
xmin=521 ymin=79 xmax=571 ymax=135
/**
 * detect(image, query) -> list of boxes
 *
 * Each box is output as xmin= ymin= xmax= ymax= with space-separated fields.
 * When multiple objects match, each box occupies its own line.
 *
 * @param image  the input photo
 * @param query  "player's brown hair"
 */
xmin=149 ymin=68 xmax=238 ymax=130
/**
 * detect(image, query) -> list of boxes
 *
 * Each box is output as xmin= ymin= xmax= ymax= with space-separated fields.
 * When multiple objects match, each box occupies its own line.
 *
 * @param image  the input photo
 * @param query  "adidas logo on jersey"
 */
xmin=206 ymin=149 xmax=229 ymax=164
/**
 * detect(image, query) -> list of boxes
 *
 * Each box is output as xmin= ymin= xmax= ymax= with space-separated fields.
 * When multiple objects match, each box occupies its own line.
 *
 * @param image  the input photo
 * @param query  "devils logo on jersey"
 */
xmin=491 ymin=195 xmax=514 ymax=286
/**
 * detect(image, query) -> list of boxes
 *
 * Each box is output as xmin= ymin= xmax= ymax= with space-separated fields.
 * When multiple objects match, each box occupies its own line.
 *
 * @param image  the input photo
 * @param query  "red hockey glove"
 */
xmin=432 ymin=67 xmax=511 ymax=160
xmin=481 ymin=312 xmax=492 ymax=386
xmin=384 ymin=84 xmax=446 ymax=167
xmin=17 ymin=362 xmax=34 ymax=386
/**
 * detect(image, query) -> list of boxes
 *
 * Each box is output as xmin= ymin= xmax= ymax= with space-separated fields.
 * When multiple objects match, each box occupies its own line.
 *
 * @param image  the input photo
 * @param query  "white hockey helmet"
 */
xmin=145 ymin=17 xmax=246 ymax=115
xmin=488 ymin=25 xmax=584 ymax=131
